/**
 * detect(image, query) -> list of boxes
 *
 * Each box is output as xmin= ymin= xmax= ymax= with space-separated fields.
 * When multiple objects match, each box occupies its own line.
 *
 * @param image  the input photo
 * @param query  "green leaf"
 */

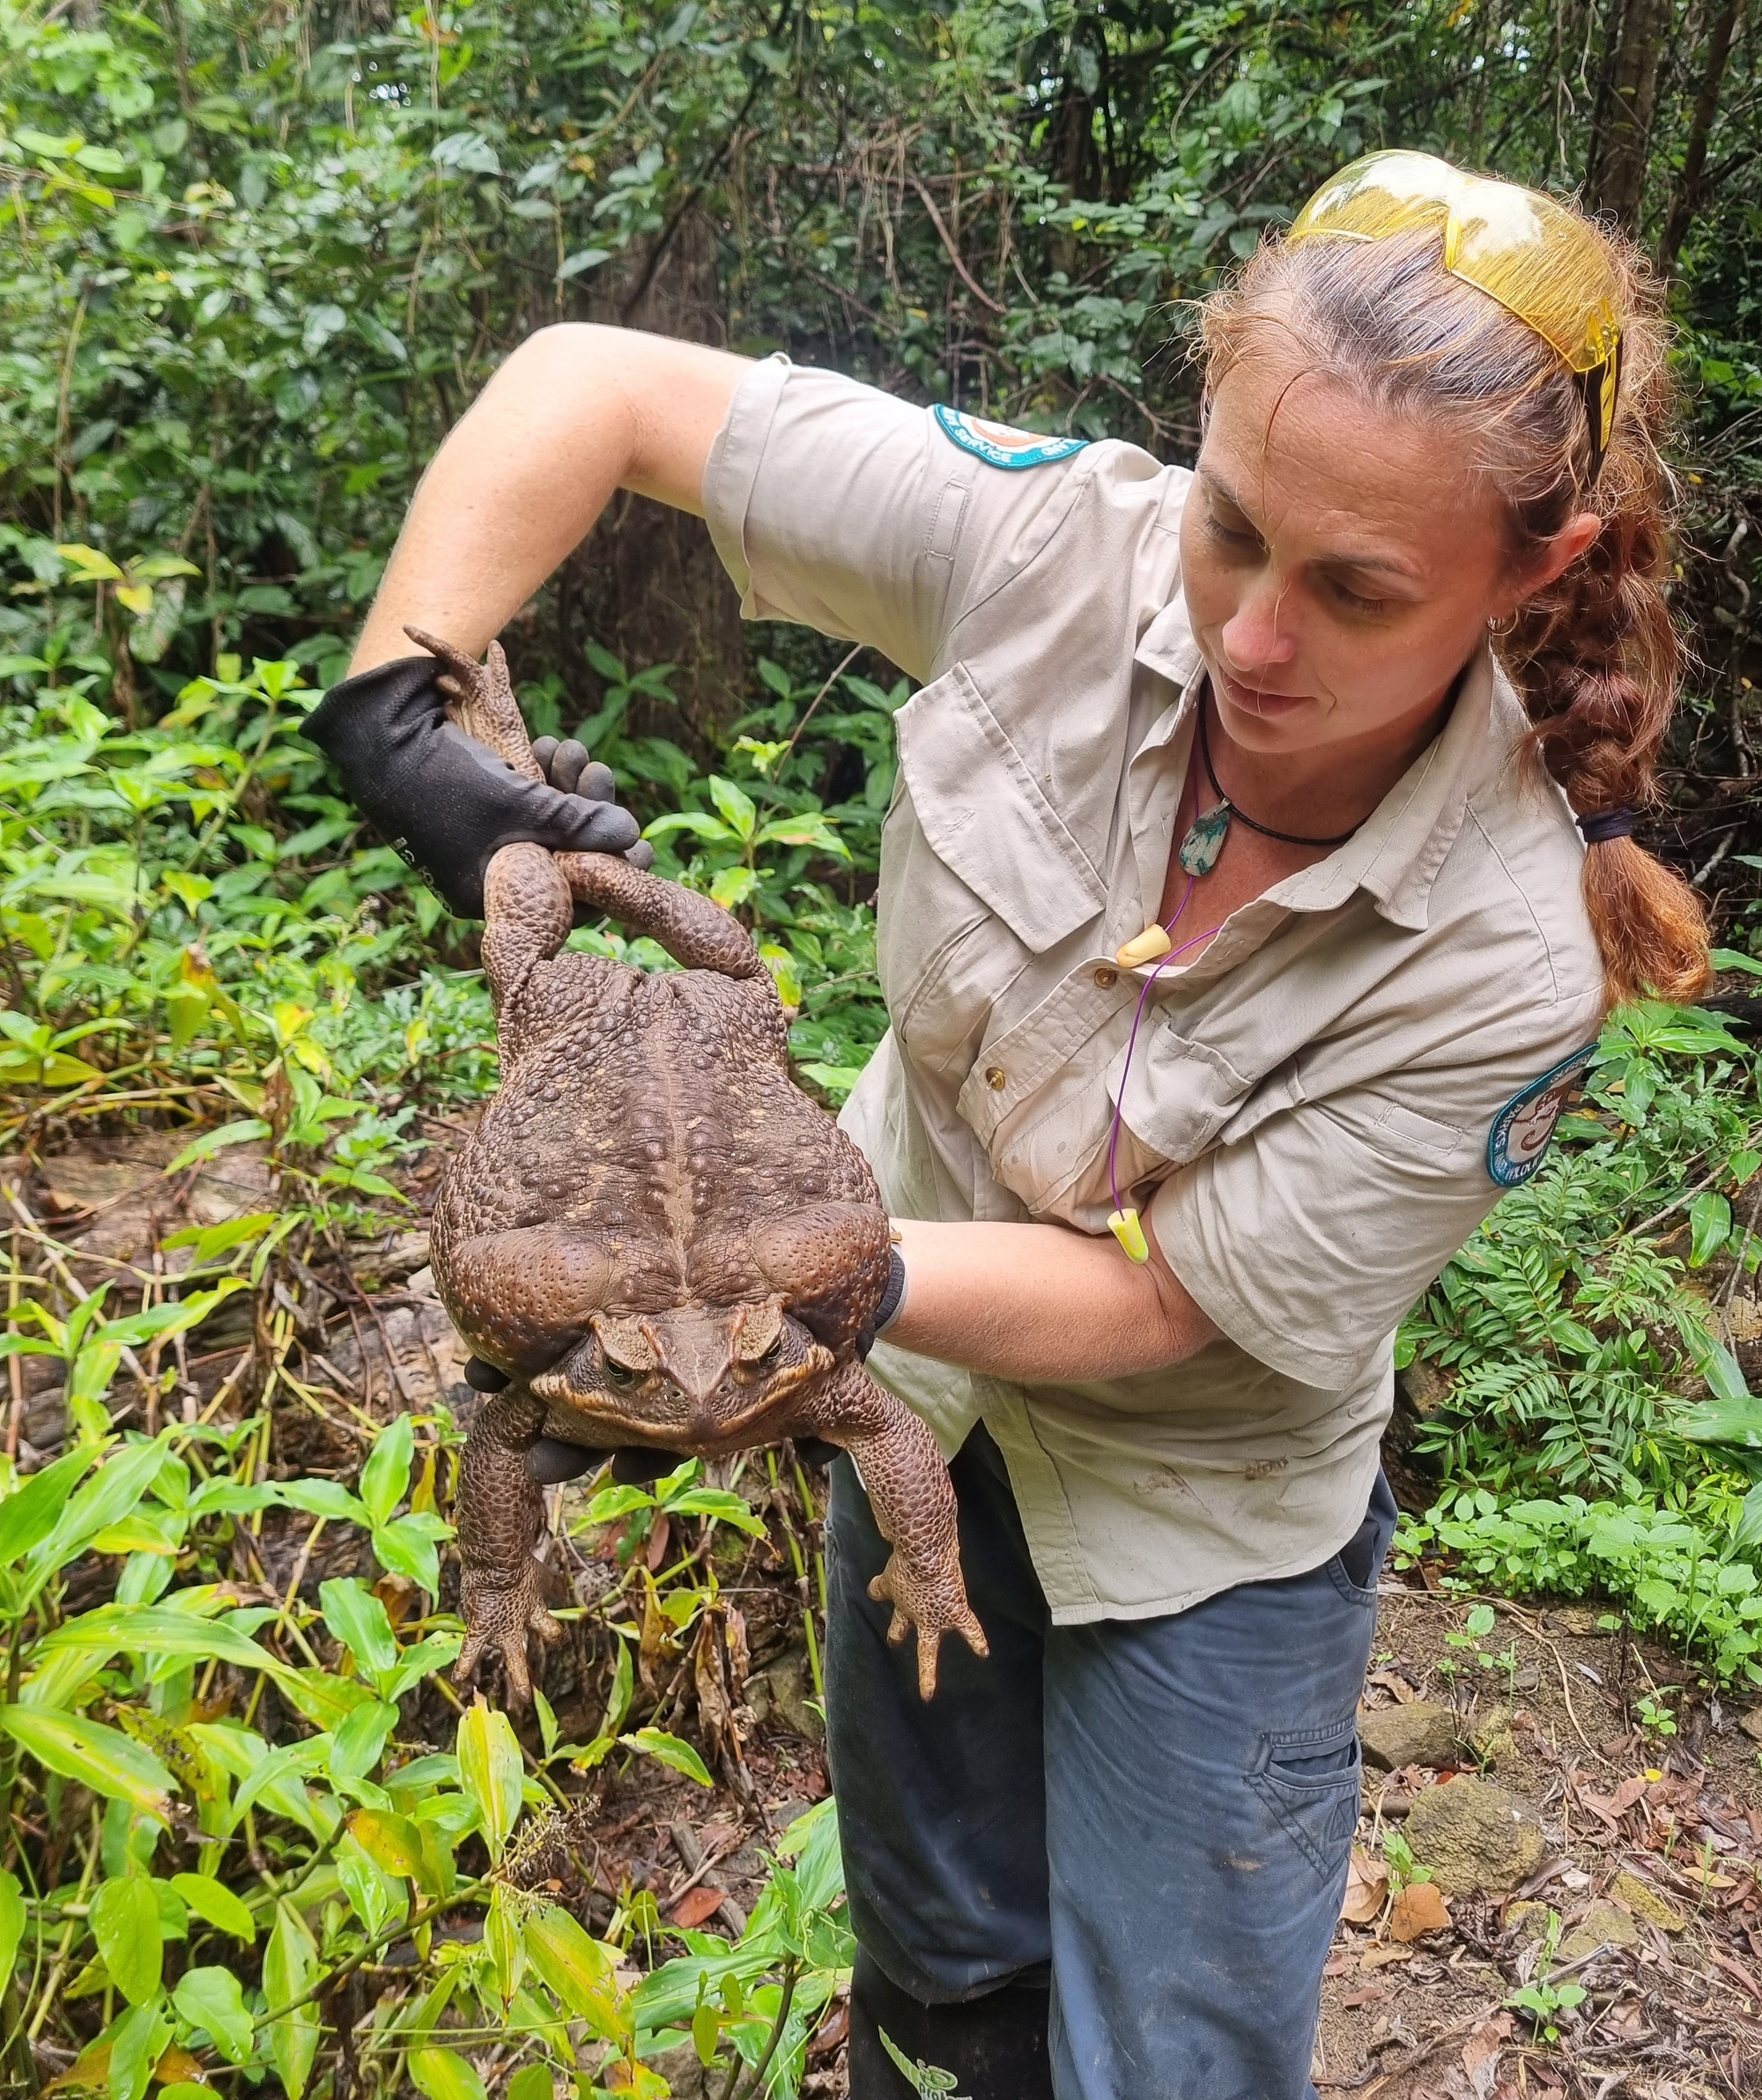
xmin=173 ymin=1965 xmax=252 ymax=2065
xmin=506 ymin=2065 xmax=553 ymax=2100
xmin=89 ymin=1875 xmax=162 ymax=2007
xmin=263 ymin=1902 xmax=320 ymax=2099
xmin=707 ymin=775 xmax=758 ymax=841
xmin=162 ymin=1119 xmax=270 ymax=1172
xmin=603 ymin=1636 xmax=634 ymax=1738
xmin=0 ymin=1706 xmax=174 ymax=1821
xmin=641 ymin=810 xmax=737 ymax=845
xmin=108 ymin=2001 xmax=172 ymax=2100
xmin=409 ymin=2048 xmax=488 ymax=2100
xmin=456 ymin=1698 xmax=524 ymax=1863
xmin=41 ymin=1603 xmax=299 ymax=1683
xmin=1689 ymin=1191 xmax=1732 ymax=1269
xmin=1711 ymin=948 xmax=1762 ymax=977
xmin=275 ymin=1477 xmax=368 ymax=1524
xmin=0 ymin=1870 xmax=28 ymax=1985
xmin=344 ymin=1807 xmax=430 ymax=1887
xmin=330 ymin=1699 xmax=399 ymax=1782
xmin=168 ymin=1874 xmax=255 ymax=1944
xmin=0 ymin=1446 xmax=95 ymax=1561
xmin=660 ymin=1488 xmax=767 ymax=1537
xmin=583 ymin=1483 xmax=658 ymax=1524
xmin=620 ymin=1727 xmax=714 ymax=1786
xmin=1677 ymin=1394 xmax=1762 ymax=1447
xmin=1684 ymin=1326 xmax=1753 ymax=1406
xmin=320 ymin=1576 xmax=399 ymax=1681
xmin=359 ymin=1415 xmax=414 ymax=1527
xmin=1735 ymin=1482 xmax=1762 ymax=1552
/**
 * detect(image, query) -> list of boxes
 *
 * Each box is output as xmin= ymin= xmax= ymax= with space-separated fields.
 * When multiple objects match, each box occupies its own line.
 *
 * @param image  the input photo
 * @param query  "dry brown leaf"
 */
xmin=1462 ymin=2010 xmax=1511 ymax=2081
xmin=669 ymin=1884 xmax=729 ymax=1930
xmin=1367 ymin=1669 xmax=1418 ymax=1704
xmin=1341 ymin=1847 xmax=1390 ymax=1925
xmin=1389 ymin=1878 xmax=1452 ymax=1941
xmin=1359 ymin=1942 xmax=1415 ymax=1970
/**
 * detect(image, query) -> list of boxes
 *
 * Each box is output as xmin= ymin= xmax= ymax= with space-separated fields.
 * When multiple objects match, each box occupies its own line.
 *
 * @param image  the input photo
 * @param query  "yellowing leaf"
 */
xmin=0 ymin=1706 xmax=174 ymax=1823
xmin=55 ymin=543 xmax=123 ymax=583
xmin=522 ymin=1905 xmax=629 ymax=2043
xmin=344 ymin=1807 xmax=429 ymax=1886
xmin=115 ymin=584 xmax=155 ymax=617
xmin=408 ymin=2048 xmax=487 ymax=2100
xmin=456 ymin=1698 xmax=523 ymax=1864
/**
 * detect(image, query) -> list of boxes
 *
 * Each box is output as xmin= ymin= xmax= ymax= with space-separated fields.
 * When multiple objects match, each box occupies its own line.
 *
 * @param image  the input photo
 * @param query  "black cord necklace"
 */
xmin=1176 ymin=689 xmax=1362 ymax=876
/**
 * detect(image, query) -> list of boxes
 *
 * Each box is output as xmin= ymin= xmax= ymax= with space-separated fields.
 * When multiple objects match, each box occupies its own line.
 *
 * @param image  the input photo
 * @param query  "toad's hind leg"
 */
xmin=453 ymin=1386 xmax=564 ymax=1704
xmin=799 ymin=1364 xmax=987 ymax=1700
xmin=556 ymin=851 xmax=766 ymax=982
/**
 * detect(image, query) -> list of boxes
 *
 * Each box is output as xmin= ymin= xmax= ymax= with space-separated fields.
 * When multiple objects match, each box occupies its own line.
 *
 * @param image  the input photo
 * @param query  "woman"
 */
xmin=314 ymin=153 xmax=1708 ymax=2097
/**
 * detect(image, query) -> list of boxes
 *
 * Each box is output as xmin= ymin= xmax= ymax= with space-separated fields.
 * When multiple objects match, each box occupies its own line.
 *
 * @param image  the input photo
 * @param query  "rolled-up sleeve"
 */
xmin=1150 ymin=1067 xmax=1578 ymax=1386
xmin=702 ymin=357 xmax=1092 ymax=684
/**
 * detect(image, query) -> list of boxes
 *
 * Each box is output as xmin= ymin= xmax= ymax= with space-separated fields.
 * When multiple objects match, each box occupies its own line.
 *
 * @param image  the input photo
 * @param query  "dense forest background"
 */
xmin=5 ymin=7 xmax=1762 ymax=2098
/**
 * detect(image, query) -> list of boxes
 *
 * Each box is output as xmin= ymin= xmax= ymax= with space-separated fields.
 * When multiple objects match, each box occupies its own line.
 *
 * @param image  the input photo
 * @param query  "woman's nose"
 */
xmin=1220 ymin=584 xmax=1298 ymax=675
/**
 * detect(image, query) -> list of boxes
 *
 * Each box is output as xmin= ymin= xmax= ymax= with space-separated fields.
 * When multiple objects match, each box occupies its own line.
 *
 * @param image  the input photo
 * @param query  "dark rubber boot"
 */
xmin=846 ymin=1947 xmax=1055 ymax=2099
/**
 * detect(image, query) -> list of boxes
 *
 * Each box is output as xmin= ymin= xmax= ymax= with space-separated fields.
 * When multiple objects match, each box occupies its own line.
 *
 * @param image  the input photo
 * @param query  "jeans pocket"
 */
xmin=1246 ymin=1716 xmax=1364 ymax=1885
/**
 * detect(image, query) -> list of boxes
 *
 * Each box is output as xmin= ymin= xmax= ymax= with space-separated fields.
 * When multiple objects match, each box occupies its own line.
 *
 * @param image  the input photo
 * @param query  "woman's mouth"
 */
xmin=1215 ymin=667 xmax=1312 ymax=717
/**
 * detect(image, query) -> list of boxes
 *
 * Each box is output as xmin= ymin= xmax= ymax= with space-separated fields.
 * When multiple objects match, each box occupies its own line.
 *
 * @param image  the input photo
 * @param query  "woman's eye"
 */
xmin=1330 ymin=580 xmax=1389 ymax=617
xmin=1205 ymin=509 xmax=1260 ymax=549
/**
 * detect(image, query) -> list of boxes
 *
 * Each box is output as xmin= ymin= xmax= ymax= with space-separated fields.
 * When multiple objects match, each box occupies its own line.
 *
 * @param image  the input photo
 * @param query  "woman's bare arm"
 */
xmin=885 ymin=1218 xmax=1219 ymax=1384
xmin=351 ymin=325 xmax=751 ymax=674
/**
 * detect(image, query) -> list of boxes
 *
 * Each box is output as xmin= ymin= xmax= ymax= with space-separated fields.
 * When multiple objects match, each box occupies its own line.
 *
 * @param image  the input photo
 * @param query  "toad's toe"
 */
xmin=455 ymin=1557 xmax=563 ymax=1705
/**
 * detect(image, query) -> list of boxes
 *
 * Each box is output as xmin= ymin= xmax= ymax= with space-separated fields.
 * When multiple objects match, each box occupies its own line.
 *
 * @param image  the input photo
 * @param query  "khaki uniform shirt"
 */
xmin=704 ymin=356 xmax=1605 ymax=1623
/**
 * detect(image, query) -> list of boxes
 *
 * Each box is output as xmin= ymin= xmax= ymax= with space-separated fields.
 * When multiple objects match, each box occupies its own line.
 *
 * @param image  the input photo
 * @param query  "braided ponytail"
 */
xmin=1202 ymin=211 xmax=1711 ymax=1011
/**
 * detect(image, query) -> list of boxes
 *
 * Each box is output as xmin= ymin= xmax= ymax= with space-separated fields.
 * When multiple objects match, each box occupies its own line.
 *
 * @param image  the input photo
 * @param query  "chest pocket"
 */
xmin=880 ymin=662 xmax=1108 ymax=1074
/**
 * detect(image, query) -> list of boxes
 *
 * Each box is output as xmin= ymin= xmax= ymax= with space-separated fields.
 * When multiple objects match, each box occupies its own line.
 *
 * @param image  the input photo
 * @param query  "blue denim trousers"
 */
xmin=824 ymin=1425 xmax=1397 ymax=2100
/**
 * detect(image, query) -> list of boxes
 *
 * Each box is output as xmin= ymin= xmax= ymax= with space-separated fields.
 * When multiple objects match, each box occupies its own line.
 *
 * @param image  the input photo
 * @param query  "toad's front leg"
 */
xmin=453 ymin=1386 xmax=564 ymax=1704
xmin=802 ymin=1365 xmax=987 ymax=1700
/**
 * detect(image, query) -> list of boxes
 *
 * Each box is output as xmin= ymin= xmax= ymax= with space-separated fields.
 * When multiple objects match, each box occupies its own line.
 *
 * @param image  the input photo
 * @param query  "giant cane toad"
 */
xmin=412 ymin=630 xmax=986 ymax=1702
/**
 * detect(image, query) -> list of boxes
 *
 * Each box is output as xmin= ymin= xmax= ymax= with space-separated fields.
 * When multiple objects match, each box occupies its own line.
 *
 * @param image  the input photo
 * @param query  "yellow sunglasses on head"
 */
xmin=1287 ymin=150 xmax=1624 ymax=483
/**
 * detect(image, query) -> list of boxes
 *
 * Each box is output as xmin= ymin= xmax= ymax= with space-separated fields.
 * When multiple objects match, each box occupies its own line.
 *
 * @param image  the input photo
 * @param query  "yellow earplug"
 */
xmin=1107 ymin=1207 xmax=1151 ymax=1262
xmin=1115 ymin=924 xmax=1173 ymax=969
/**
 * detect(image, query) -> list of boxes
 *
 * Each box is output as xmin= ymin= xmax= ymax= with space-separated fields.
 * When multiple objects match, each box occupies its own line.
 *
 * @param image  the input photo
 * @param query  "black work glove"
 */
xmin=305 ymin=655 xmax=648 ymax=920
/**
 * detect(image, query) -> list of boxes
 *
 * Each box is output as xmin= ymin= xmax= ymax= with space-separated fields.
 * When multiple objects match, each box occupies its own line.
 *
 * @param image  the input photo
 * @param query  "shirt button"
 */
xmin=1093 ymin=967 xmax=1119 ymax=988
xmin=984 ymin=1065 xmax=1007 ymax=1091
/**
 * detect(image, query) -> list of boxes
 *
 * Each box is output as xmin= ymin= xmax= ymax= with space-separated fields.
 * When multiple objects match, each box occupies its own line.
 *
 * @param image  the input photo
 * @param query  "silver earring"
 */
xmin=1487 ymin=612 xmax=1516 ymax=635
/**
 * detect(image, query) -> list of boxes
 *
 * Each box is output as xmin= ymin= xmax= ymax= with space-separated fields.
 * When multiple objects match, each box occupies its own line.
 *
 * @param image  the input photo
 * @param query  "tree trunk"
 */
xmin=1656 ymin=0 xmax=1744 ymax=273
xmin=1586 ymin=0 xmax=1673 ymax=229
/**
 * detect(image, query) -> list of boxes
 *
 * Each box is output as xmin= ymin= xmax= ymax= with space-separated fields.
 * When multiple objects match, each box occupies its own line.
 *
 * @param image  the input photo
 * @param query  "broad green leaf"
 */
xmin=359 ymin=1414 xmax=414 ymax=1527
xmin=263 ymin=1901 xmax=320 ymax=2100
xmin=409 ymin=2048 xmax=488 ymax=2100
xmin=522 ymin=1905 xmax=628 ymax=2041
xmin=275 ymin=1477 xmax=368 ymax=1524
xmin=620 ymin=1728 xmax=714 ymax=1786
xmin=41 ymin=1603 xmax=298 ymax=1682
xmin=0 ymin=1706 xmax=174 ymax=1821
xmin=603 ymin=1637 xmax=634 ymax=1738
xmin=582 ymin=1483 xmax=657 ymax=1524
xmin=107 ymin=2001 xmax=172 ymax=2100
xmin=0 ymin=1869 xmax=27 ymax=1983
xmin=1677 ymin=1394 xmax=1762 ymax=1447
xmin=38 ymin=1435 xmax=175 ymax=1571
xmin=1689 ymin=1191 xmax=1731 ymax=1269
xmin=371 ymin=1511 xmax=448 ymax=1594
xmin=641 ymin=810 xmax=737 ymax=844
xmin=1684 ymin=1326 xmax=1753 ymax=1407
xmin=1735 ymin=1482 xmax=1762 ymax=1552
xmin=173 ymin=1965 xmax=252 ymax=2065
xmin=661 ymin=1487 xmax=767 ymax=1537
xmin=168 ymin=1873 xmax=255 ymax=1943
xmin=320 ymin=1576 xmax=399 ymax=1681
xmin=336 ymin=1834 xmax=404 ymax=1939
xmin=1711 ymin=948 xmax=1762 ymax=978
xmin=0 ymin=1446 xmax=95 ymax=1561
xmin=707 ymin=775 xmax=758 ymax=840
xmin=505 ymin=2066 xmax=553 ymax=2100
xmin=456 ymin=1698 xmax=523 ymax=1864
xmin=485 ymin=1882 xmax=525 ymax=2005
xmin=331 ymin=1698 xmax=399 ymax=1782
xmin=89 ymin=1875 xmax=163 ymax=2007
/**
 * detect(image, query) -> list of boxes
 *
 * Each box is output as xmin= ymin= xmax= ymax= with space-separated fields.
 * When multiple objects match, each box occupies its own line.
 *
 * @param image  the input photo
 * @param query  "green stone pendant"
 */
xmin=1178 ymin=799 xmax=1232 ymax=876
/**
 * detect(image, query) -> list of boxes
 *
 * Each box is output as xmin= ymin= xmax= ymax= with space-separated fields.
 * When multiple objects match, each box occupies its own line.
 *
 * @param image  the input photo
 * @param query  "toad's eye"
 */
xmin=748 ymin=1335 xmax=784 ymax=1371
xmin=602 ymin=1359 xmax=640 ymax=1388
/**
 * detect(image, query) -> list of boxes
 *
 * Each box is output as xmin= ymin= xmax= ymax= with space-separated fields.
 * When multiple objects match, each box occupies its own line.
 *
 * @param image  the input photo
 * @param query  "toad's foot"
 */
xmin=456 ymin=1556 xmax=563 ymax=1706
xmin=803 ymin=1364 xmax=987 ymax=1700
xmin=868 ymin=1542 xmax=988 ymax=1702
xmin=453 ymin=1386 xmax=561 ymax=1705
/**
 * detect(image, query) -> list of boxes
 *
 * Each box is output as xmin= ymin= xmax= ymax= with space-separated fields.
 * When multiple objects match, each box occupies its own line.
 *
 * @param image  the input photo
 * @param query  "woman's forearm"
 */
xmin=351 ymin=325 xmax=751 ymax=674
xmin=884 ymin=1218 xmax=1219 ymax=1384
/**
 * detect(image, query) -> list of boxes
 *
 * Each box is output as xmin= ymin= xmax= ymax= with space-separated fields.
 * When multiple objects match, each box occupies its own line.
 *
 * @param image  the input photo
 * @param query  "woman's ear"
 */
xmin=1494 ymin=509 xmax=1603 ymax=621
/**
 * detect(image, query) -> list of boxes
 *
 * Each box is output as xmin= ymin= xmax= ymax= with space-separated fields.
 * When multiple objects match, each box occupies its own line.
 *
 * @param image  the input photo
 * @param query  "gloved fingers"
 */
xmin=530 ymin=735 xmax=559 ymax=776
xmin=560 ymin=797 xmax=641 ymax=856
xmin=550 ymin=738 xmax=590 ymax=795
xmin=527 ymin=1437 xmax=610 ymax=1486
xmin=577 ymin=760 xmax=616 ymax=803
xmin=611 ymin=1447 xmax=691 ymax=1486
xmin=625 ymin=839 xmax=655 ymax=872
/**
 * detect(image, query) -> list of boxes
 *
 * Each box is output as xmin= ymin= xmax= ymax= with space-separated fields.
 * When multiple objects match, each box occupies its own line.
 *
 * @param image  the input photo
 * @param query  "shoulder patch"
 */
xmin=1486 ymin=1044 xmax=1598 ymax=1188
xmin=932 ymin=404 xmax=1087 ymax=470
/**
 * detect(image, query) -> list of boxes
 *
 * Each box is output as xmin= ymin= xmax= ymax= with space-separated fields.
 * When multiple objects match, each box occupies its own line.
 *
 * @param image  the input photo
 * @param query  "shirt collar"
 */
xmin=1132 ymin=612 xmax=1521 ymax=935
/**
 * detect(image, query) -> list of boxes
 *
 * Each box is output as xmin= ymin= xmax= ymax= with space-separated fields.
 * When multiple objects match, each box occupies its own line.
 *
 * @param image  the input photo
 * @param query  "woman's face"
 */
xmin=1179 ymin=330 xmax=1517 ymax=759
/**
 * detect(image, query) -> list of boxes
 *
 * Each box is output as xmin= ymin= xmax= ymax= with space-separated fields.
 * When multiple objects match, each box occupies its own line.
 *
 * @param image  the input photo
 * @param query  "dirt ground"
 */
xmin=9 ymin=1130 xmax=1762 ymax=2097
